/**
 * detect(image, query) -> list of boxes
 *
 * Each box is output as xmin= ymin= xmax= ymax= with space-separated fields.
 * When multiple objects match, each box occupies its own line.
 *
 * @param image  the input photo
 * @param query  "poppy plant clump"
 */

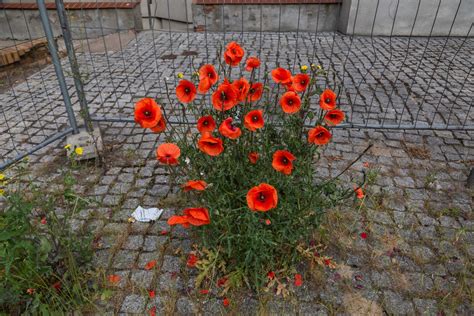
xmin=133 ymin=41 xmax=355 ymax=290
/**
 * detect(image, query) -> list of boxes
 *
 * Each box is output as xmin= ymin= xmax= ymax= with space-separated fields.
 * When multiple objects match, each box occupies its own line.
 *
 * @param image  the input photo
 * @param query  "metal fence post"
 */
xmin=55 ymin=0 xmax=93 ymax=132
xmin=36 ymin=0 xmax=79 ymax=134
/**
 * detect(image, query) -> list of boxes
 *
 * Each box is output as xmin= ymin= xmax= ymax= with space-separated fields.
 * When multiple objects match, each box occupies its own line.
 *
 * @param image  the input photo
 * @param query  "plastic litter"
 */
xmin=130 ymin=206 xmax=164 ymax=222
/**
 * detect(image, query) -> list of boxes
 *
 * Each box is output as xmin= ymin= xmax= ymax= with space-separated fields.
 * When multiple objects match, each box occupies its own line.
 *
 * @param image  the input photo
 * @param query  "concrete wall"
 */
xmin=0 ymin=7 xmax=143 ymax=40
xmin=141 ymin=0 xmax=192 ymax=30
xmin=339 ymin=0 xmax=474 ymax=36
xmin=192 ymin=4 xmax=341 ymax=32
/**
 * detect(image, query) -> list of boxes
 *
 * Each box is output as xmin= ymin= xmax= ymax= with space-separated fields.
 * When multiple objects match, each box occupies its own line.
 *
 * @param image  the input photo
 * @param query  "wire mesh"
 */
xmin=0 ymin=0 xmax=473 ymax=170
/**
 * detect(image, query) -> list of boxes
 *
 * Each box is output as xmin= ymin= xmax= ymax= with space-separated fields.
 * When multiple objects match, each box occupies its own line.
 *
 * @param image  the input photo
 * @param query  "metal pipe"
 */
xmin=0 ymin=128 xmax=74 ymax=171
xmin=55 ymin=0 xmax=92 ymax=132
xmin=36 ymin=0 xmax=79 ymax=134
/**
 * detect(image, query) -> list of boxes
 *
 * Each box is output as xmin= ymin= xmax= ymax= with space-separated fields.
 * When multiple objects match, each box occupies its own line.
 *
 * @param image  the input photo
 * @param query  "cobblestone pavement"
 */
xmin=0 ymin=31 xmax=473 ymax=314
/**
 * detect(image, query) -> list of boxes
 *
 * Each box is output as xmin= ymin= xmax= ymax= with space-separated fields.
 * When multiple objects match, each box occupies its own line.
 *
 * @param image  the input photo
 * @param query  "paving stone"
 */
xmin=130 ymin=269 xmax=154 ymax=289
xmin=383 ymin=291 xmax=414 ymax=315
xmin=157 ymin=272 xmax=184 ymax=292
xmin=122 ymin=235 xmax=144 ymax=250
xmin=266 ymin=298 xmax=297 ymax=315
xmin=113 ymin=250 xmax=139 ymax=269
xmin=137 ymin=252 xmax=159 ymax=269
xmin=411 ymin=245 xmax=435 ymax=264
xmin=161 ymin=255 xmax=181 ymax=272
xmin=298 ymin=303 xmax=328 ymax=316
xmin=143 ymin=235 xmax=168 ymax=252
xmin=413 ymin=298 xmax=438 ymax=314
xmin=176 ymin=296 xmax=196 ymax=315
xmin=120 ymin=294 xmax=146 ymax=313
xmin=404 ymin=272 xmax=434 ymax=294
xmin=103 ymin=223 xmax=129 ymax=235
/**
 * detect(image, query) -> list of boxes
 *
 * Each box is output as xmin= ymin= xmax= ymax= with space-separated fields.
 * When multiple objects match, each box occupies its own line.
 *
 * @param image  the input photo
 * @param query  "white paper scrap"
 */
xmin=131 ymin=206 xmax=164 ymax=222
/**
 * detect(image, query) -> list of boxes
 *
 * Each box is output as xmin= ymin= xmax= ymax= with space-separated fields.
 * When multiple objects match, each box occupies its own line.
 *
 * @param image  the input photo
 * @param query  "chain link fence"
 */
xmin=0 ymin=0 xmax=473 ymax=170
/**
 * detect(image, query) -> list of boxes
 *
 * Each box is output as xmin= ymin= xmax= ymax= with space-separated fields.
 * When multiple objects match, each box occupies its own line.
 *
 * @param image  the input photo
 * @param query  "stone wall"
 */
xmin=0 ymin=2 xmax=143 ymax=40
xmin=192 ymin=2 xmax=341 ymax=32
xmin=192 ymin=0 xmax=473 ymax=36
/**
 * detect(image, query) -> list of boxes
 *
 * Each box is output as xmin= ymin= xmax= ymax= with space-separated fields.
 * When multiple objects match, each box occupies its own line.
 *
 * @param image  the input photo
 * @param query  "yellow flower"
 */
xmin=300 ymin=65 xmax=308 ymax=71
xmin=0 ymin=189 xmax=4 ymax=196
xmin=317 ymin=65 xmax=322 ymax=69
xmin=177 ymin=72 xmax=184 ymax=79
xmin=193 ymin=71 xmax=199 ymax=77
xmin=75 ymin=147 xmax=83 ymax=156
xmin=0 ymin=174 xmax=4 ymax=181
xmin=128 ymin=217 xmax=136 ymax=223
xmin=64 ymin=144 xmax=71 ymax=150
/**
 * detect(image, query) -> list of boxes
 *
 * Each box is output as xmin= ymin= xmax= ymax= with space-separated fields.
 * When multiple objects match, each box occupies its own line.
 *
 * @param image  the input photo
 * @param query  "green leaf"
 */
xmin=100 ymin=289 xmax=114 ymax=301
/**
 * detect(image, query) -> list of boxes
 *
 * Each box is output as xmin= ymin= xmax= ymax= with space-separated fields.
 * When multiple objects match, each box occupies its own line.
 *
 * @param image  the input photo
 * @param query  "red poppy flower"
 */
xmin=280 ymin=91 xmax=301 ymax=114
xmin=167 ymin=215 xmax=190 ymax=228
xmin=156 ymin=143 xmax=181 ymax=165
xmin=247 ymin=82 xmax=263 ymax=102
xmin=182 ymin=180 xmax=207 ymax=192
xmin=176 ymin=80 xmax=197 ymax=103
xmin=224 ymin=41 xmax=244 ymax=66
xmin=40 ymin=217 xmax=47 ymax=225
xmin=320 ymin=89 xmax=337 ymax=110
xmin=272 ymin=150 xmax=296 ymax=175
xmin=223 ymin=298 xmax=230 ymax=307
xmin=355 ymin=187 xmax=365 ymax=199
xmin=292 ymin=74 xmax=310 ymax=92
xmin=217 ymin=277 xmax=227 ymax=287
xmin=324 ymin=259 xmax=331 ymax=266
xmin=232 ymin=77 xmax=250 ymax=102
xmin=267 ymin=271 xmax=275 ymax=280
xmin=198 ymin=78 xmax=211 ymax=94
xmin=26 ymin=288 xmax=35 ymax=295
xmin=187 ymin=253 xmax=199 ymax=267
xmin=245 ymin=56 xmax=261 ymax=71
xmin=244 ymin=109 xmax=264 ymax=131
xmin=248 ymin=152 xmax=259 ymax=164
xmin=198 ymin=64 xmax=218 ymax=94
xmin=271 ymin=67 xmax=292 ymax=84
xmin=145 ymin=260 xmax=157 ymax=270
xmin=197 ymin=115 xmax=216 ymax=134
xmin=168 ymin=207 xmax=211 ymax=228
xmin=284 ymin=80 xmax=295 ymax=92
xmin=294 ymin=274 xmax=303 ymax=287
xmin=198 ymin=135 xmax=224 ymax=156
xmin=360 ymin=232 xmax=368 ymax=239
xmin=149 ymin=306 xmax=157 ymax=316
xmin=212 ymin=81 xmax=239 ymax=111
xmin=199 ymin=289 xmax=210 ymax=295
xmin=148 ymin=290 xmax=156 ymax=298
xmin=160 ymin=230 xmax=168 ymax=235
xmin=183 ymin=207 xmax=211 ymax=226
xmin=324 ymin=109 xmax=345 ymax=126
xmin=246 ymin=183 xmax=278 ymax=212
xmin=219 ymin=117 xmax=242 ymax=139
xmin=265 ymin=219 xmax=271 ymax=225
xmin=52 ymin=281 xmax=61 ymax=291
xmin=108 ymin=274 xmax=121 ymax=284
xmin=150 ymin=116 xmax=166 ymax=133
xmin=199 ymin=64 xmax=219 ymax=86
xmin=308 ymin=126 xmax=332 ymax=145
xmin=134 ymin=98 xmax=163 ymax=129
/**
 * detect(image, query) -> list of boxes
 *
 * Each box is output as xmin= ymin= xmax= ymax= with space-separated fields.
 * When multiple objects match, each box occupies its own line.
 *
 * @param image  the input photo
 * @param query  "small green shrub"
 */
xmin=0 ymin=164 xmax=96 ymax=314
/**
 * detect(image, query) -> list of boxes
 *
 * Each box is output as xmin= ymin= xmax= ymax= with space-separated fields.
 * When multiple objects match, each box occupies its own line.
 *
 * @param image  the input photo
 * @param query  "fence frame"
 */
xmin=1 ymin=0 xmax=473 ymax=171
